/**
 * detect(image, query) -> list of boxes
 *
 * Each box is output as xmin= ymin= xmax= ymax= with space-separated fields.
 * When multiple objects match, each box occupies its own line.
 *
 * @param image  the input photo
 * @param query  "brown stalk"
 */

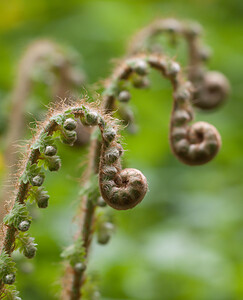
xmin=0 ymin=40 xmax=85 ymax=224
xmin=67 ymin=52 xmax=222 ymax=299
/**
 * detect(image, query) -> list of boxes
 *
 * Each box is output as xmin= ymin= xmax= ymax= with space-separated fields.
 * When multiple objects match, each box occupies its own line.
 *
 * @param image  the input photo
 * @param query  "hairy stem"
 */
xmin=0 ymin=102 xmax=110 ymax=297
xmin=70 ymin=197 xmax=96 ymax=300
xmin=1 ymin=40 xmax=85 ymax=225
xmin=69 ymin=52 xmax=222 ymax=298
xmin=0 ymin=119 xmax=57 ymax=295
xmin=0 ymin=100 xmax=147 ymax=299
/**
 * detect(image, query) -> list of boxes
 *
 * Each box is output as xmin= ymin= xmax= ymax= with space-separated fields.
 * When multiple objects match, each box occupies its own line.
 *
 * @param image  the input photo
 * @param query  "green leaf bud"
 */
xmin=18 ymin=221 xmax=30 ymax=232
xmin=97 ymin=196 xmax=107 ymax=207
xmin=30 ymin=174 xmax=45 ymax=187
xmin=118 ymin=90 xmax=131 ymax=103
xmin=134 ymin=60 xmax=149 ymax=76
xmin=104 ymin=147 xmax=120 ymax=164
xmin=97 ymin=222 xmax=114 ymax=245
xmin=132 ymin=77 xmax=150 ymax=89
xmin=61 ymin=130 xmax=77 ymax=145
xmin=44 ymin=145 xmax=57 ymax=156
xmin=166 ymin=61 xmax=180 ymax=77
xmin=3 ymin=273 xmax=15 ymax=285
xmin=63 ymin=118 xmax=77 ymax=131
xmin=48 ymin=156 xmax=61 ymax=172
xmin=103 ymin=127 xmax=116 ymax=143
xmin=36 ymin=192 xmax=49 ymax=209
xmin=85 ymin=111 xmax=99 ymax=125
xmin=23 ymin=244 xmax=37 ymax=259
xmin=74 ymin=262 xmax=86 ymax=272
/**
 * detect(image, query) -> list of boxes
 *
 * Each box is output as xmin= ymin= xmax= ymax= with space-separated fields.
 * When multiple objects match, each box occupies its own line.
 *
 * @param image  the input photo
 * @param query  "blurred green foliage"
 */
xmin=0 ymin=0 xmax=243 ymax=299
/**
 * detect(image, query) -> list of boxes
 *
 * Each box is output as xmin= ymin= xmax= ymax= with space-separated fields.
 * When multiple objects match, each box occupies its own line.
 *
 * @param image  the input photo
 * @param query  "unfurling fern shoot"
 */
xmin=0 ymin=100 xmax=147 ymax=299
xmin=128 ymin=18 xmax=230 ymax=110
xmin=0 ymin=18 xmax=230 ymax=300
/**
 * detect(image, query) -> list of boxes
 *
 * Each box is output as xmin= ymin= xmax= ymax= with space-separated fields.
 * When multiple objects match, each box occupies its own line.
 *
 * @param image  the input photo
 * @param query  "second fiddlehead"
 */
xmin=0 ymin=18 xmax=230 ymax=300
xmin=103 ymin=52 xmax=221 ymax=165
xmin=67 ymin=52 xmax=223 ymax=299
xmin=128 ymin=18 xmax=230 ymax=110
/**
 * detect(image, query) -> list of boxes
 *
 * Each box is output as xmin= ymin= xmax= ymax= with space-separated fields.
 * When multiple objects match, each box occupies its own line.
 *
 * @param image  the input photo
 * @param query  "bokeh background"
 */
xmin=0 ymin=0 xmax=243 ymax=299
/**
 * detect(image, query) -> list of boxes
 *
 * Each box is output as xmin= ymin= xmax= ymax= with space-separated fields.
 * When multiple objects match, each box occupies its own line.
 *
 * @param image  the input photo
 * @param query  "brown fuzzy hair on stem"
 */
xmin=102 ymin=53 xmax=221 ymax=165
xmin=69 ymin=51 xmax=223 ymax=299
xmin=4 ymin=39 xmax=84 ymax=174
xmin=0 ymin=40 xmax=86 ymax=226
xmin=0 ymin=99 xmax=148 ymax=299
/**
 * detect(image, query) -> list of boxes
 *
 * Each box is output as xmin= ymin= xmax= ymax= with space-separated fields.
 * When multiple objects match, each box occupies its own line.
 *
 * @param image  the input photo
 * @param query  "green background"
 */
xmin=0 ymin=0 xmax=243 ymax=299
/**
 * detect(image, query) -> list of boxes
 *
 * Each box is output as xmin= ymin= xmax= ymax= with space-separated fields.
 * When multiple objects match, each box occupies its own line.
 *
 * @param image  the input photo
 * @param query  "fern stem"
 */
xmin=1 ymin=40 xmax=84 ymax=225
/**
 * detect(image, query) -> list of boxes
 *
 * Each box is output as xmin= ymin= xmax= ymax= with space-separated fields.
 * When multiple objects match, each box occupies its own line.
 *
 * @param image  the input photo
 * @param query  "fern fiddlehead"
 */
xmin=0 ymin=40 xmax=87 ymax=226
xmin=0 ymin=101 xmax=147 ymax=299
xmin=4 ymin=39 xmax=84 ymax=173
xmin=0 ymin=17 xmax=229 ymax=300
xmin=102 ymin=53 xmax=221 ymax=165
xmin=128 ymin=18 xmax=230 ymax=110
xmin=67 ymin=51 xmax=223 ymax=299
xmin=99 ymin=141 xmax=148 ymax=210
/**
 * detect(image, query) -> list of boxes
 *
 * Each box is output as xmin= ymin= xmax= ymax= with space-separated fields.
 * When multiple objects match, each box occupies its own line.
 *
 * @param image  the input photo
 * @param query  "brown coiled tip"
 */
xmin=100 ymin=168 xmax=148 ymax=210
xmin=172 ymin=121 xmax=221 ymax=166
xmin=194 ymin=71 xmax=230 ymax=110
